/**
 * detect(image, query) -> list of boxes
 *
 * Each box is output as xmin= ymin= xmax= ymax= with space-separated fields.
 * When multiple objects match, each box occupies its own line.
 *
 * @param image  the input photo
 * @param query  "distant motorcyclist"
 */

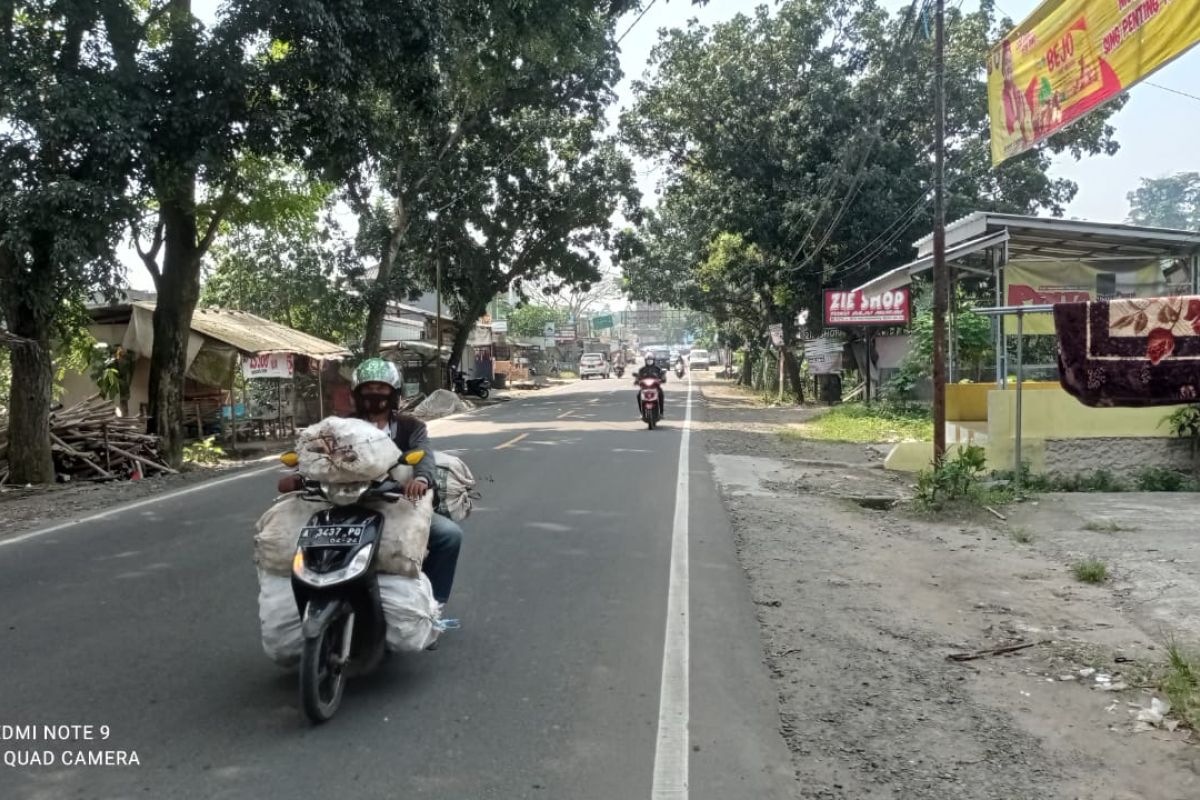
xmin=634 ymin=354 xmax=666 ymax=418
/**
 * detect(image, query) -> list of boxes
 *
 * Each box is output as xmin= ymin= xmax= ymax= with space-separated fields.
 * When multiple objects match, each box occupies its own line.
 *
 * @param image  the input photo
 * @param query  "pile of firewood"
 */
xmin=0 ymin=397 xmax=175 ymax=485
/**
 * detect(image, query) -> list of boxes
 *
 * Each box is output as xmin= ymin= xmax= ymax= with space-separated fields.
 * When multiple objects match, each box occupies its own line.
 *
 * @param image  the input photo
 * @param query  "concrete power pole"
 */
xmin=931 ymin=0 xmax=948 ymax=463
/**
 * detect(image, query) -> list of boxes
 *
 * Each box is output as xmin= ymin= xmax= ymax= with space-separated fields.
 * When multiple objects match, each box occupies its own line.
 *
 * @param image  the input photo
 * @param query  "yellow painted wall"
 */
xmin=946 ymin=381 xmax=1060 ymax=422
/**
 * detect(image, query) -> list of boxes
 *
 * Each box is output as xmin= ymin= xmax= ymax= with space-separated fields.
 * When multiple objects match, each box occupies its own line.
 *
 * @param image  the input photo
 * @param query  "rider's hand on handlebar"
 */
xmin=404 ymin=478 xmax=430 ymax=502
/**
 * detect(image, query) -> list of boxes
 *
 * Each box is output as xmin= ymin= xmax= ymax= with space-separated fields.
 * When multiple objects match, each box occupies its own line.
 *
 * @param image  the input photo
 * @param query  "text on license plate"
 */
xmin=300 ymin=525 xmax=365 ymax=545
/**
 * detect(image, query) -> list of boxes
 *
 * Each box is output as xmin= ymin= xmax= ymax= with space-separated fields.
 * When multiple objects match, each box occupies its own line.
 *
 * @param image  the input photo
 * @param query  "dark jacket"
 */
xmin=357 ymin=412 xmax=438 ymax=487
xmin=635 ymin=364 xmax=666 ymax=381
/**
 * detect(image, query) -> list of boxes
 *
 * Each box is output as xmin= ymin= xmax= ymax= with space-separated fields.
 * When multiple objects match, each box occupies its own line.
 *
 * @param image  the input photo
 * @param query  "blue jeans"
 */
xmin=426 ymin=513 xmax=463 ymax=604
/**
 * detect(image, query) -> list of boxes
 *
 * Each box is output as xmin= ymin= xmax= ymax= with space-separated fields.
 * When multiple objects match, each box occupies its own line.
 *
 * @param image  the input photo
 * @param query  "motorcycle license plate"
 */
xmin=641 ymin=390 xmax=658 ymax=401
xmin=299 ymin=525 xmax=365 ymax=545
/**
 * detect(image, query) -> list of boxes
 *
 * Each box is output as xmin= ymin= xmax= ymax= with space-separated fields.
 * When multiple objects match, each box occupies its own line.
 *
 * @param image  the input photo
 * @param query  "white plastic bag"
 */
xmin=432 ymin=451 xmax=477 ymax=521
xmin=257 ymin=569 xmax=302 ymax=666
xmin=414 ymin=389 xmax=472 ymax=420
xmin=378 ymin=573 xmax=441 ymax=652
xmin=296 ymin=417 xmax=400 ymax=483
xmin=255 ymin=494 xmax=319 ymax=576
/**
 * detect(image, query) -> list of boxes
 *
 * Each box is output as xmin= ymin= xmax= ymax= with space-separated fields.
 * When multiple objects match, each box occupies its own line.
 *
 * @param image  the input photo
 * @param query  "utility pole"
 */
xmin=931 ymin=0 xmax=948 ymax=463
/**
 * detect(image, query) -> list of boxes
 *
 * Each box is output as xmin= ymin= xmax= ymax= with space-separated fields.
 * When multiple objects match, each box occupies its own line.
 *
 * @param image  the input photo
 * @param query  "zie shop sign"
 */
xmin=824 ymin=288 xmax=911 ymax=326
xmin=242 ymin=352 xmax=294 ymax=379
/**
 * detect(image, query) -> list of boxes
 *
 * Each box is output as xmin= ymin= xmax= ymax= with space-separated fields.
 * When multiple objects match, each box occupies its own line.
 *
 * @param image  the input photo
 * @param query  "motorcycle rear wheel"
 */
xmin=300 ymin=610 xmax=349 ymax=723
xmin=476 ymin=387 xmax=489 ymax=400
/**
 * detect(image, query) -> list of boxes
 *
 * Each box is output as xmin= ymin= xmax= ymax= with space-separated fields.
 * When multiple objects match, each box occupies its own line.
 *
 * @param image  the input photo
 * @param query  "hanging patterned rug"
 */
xmin=1054 ymin=296 xmax=1200 ymax=408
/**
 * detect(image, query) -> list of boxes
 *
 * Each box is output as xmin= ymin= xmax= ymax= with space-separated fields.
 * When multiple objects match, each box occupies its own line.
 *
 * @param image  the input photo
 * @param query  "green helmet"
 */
xmin=351 ymin=358 xmax=402 ymax=391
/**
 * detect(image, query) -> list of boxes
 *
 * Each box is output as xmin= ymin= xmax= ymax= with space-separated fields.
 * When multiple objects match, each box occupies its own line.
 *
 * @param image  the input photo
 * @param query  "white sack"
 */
xmin=296 ymin=416 xmax=399 ymax=483
xmin=378 ymin=573 xmax=441 ymax=652
xmin=371 ymin=492 xmax=433 ymax=577
xmin=258 ymin=569 xmax=302 ymax=666
xmin=433 ymin=451 xmax=477 ymax=522
xmin=255 ymin=494 xmax=319 ymax=576
xmin=414 ymin=389 xmax=472 ymax=420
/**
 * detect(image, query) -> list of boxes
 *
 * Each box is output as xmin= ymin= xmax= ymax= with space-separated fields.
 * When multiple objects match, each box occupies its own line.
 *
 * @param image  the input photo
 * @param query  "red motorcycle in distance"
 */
xmin=637 ymin=376 xmax=663 ymax=430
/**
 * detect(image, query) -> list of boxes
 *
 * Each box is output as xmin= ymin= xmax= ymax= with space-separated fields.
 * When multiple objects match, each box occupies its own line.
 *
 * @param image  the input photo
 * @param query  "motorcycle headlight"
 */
xmin=293 ymin=543 xmax=375 ymax=587
xmin=321 ymin=481 xmax=369 ymax=506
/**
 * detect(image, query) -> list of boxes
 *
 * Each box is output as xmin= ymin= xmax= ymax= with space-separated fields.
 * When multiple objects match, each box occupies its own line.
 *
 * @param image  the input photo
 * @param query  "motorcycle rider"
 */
xmin=634 ymin=353 xmax=667 ymax=418
xmin=277 ymin=358 xmax=463 ymax=610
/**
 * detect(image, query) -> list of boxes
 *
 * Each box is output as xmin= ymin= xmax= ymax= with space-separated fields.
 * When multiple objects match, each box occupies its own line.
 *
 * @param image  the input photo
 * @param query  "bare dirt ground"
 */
xmin=696 ymin=376 xmax=1200 ymax=800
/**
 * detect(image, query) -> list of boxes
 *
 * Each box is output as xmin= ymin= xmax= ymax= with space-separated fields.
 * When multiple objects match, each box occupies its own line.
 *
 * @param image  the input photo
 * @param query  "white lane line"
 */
xmin=494 ymin=432 xmax=529 ymax=450
xmin=652 ymin=375 xmax=692 ymax=799
xmin=0 ymin=464 xmax=280 ymax=549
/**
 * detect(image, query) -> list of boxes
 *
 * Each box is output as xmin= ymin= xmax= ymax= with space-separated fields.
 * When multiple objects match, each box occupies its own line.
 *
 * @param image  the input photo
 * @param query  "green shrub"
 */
xmin=1134 ymin=467 xmax=1196 ymax=492
xmin=914 ymin=445 xmax=992 ymax=509
xmin=1071 ymin=558 xmax=1109 ymax=584
xmin=183 ymin=436 xmax=225 ymax=465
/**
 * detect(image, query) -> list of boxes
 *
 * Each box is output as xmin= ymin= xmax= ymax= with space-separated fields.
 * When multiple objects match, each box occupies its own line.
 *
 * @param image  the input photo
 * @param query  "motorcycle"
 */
xmin=636 ymin=376 xmax=663 ymax=430
xmin=451 ymin=368 xmax=491 ymax=400
xmin=280 ymin=449 xmax=427 ymax=723
xmin=613 ymin=364 xmax=625 ymax=379
xmin=675 ymin=363 xmax=685 ymax=379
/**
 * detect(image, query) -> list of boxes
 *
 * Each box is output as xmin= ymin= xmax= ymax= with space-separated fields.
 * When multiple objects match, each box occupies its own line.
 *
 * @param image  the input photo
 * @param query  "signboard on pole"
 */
xmin=555 ymin=326 xmax=576 ymax=342
xmin=804 ymin=337 xmax=844 ymax=375
xmin=543 ymin=322 xmax=557 ymax=338
xmin=824 ymin=288 xmax=911 ymax=326
xmin=768 ymin=323 xmax=784 ymax=347
xmin=592 ymin=313 xmax=614 ymax=330
xmin=492 ymin=320 xmax=508 ymax=334
xmin=987 ymin=0 xmax=1200 ymax=166
xmin=242 ymin=352 xmax=294 ymax=379
xmin=1002 ymin=259 xmax=1174 ymax=334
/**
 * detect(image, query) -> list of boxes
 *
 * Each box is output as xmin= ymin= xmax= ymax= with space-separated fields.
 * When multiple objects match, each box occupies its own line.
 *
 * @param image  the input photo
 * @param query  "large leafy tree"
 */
xmin=1 ymin=1 xmax=136 ymax=483
xmin=1127 ymin=172 xmax=1200 ymax=230
xmin=618 ymin=0 xmax=1123 ymax=397
xmin=348 ymin=0 xmax=636 ymax=356
xmin=399 ymin=106 xmax=639 ymax=367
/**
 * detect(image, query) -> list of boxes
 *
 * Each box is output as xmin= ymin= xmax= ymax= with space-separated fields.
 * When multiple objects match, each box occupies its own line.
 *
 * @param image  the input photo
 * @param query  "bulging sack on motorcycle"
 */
xmin=370 ymin=493 xmax=433 ymax=577
xmin=296 ymin=417 xmax=400 ymax=483
xmin=255 ymin=494 xmax=314 ymax=576
xmin=432 ymin=451 xmax=477 ymax=522
xmin=378 ymin=573 xmax=441 ymax=652
xmin=257 ymin=569 xmax=302 ymax=666
xmin=255 ymin=493 xmax=431 ymax=577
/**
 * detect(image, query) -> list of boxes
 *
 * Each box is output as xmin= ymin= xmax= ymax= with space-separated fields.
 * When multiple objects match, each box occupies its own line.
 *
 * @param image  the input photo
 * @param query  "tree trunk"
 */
xmin=363 ymin=204 xmax=409 ymax=357
xmin=1 ymin=242 xmax=56 ymax=484
xmin=147 ymin=191 xmax=204 ymax=469
xmin=5 ymin=330 xmax=55 ymax=484
xmin=782 ymin=346 xmax=804 ymax=403
xmin=739 ymin=348 xmax=756 ymax=387
xmin=449 ymin=296 xmax=490 ymax=373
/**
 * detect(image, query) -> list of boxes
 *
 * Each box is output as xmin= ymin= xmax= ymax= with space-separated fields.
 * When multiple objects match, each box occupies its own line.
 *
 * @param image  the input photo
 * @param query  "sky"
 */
xmin=122 ymin=0 xmax=1200 ymax=292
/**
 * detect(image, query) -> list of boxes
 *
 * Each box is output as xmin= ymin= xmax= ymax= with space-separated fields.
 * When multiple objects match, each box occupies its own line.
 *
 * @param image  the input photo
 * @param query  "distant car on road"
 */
xmin=579 ymin=353 xmax=611 ymax=380
xmin=688 ymin=349 xmax=711 ymax=370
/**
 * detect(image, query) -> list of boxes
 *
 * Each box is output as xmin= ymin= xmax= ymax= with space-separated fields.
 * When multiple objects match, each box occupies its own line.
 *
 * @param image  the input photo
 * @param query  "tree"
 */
xmin=348 ymin=0 xmax=636 ymax=356
xmin=534 ymin=275 xmax=623 ymax=321
xmin=1127 ymin=173 xmax=1200 ymax=230
xmin=403 ymin=108 xmax=639 ymax=367
xmin=618 ymin=0 xmax=1123 ymax=397
xmin=201 ymin=204 xmax=364 ymax=346
xmin=508 ymin=305 xmax=566 ymax=338
xmin=1 ymin=1 xmax=136 ymax=483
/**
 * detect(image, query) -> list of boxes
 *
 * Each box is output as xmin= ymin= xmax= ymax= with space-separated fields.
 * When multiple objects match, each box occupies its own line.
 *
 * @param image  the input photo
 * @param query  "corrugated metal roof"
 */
xmin=914 ymin=212 xmax=1200 ymax=259
xmin=133 ymin=302 xmax=349 ymax=359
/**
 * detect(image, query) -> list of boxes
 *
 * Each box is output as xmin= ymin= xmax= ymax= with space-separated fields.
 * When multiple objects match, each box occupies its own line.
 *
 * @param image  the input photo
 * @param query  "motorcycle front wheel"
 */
xmin=476 ymin=387 xmax=490 ymax=400
xmin=300 ymin=609 xmax=350 ymax=723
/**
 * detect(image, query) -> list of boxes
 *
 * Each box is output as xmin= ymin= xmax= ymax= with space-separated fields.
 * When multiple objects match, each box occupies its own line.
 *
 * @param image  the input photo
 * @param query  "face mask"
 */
xmin=356 ymin=394 xmax=391 ymax=416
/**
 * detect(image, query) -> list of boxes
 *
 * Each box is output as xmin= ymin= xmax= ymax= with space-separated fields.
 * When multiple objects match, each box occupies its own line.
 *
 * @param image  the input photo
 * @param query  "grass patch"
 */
xmin=182 ymin=435 xmax=224 ymax=465
xmin=1161 ymin=635 xmax=1200 ymax=730
xmin=1071 ymin=558 xmax=1109 ymax=584
xmin=1082 ymin=518 xmax=1137 ymax=534
xmin=993 ymin=466 xmax=1199 ymax=494
xmin=558 ymin=370 xmax=578 ymax=379
xmin=786 ymin=402 xmax=932 ymax=444
xmin=1009 ymin=526 xmax=1034 ymax=544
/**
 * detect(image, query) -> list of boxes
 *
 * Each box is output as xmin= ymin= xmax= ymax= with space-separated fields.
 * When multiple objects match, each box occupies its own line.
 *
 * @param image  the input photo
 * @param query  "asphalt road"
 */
xmin=0 ymin=378 xmax=795 ymax=800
